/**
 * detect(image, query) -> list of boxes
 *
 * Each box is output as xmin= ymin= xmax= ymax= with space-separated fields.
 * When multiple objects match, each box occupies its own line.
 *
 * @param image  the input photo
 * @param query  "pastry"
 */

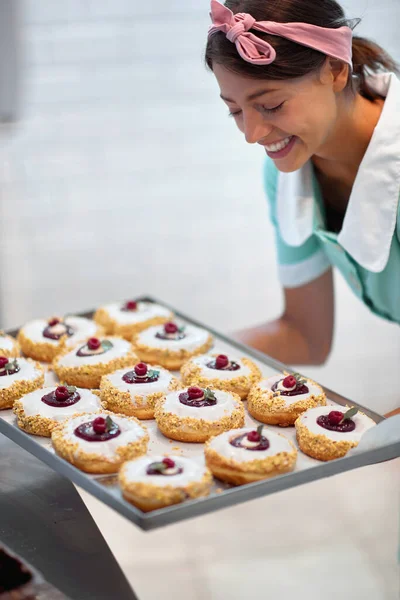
xmin=154 ymin=385 xmax=245 ymax=443
xmin=205 ymin=424 xmax=297 ymax=485
xmin=94 ymin=300 xmax=173 ymax=339
xmin=100 ymin=361 xmax=182 ymax=419
xmin=53 ymin=336 xmax=138 ymax=389
xmin=133 ymin=321 xmax=213 ymax=370
xmin=51 ymin=412 xmax=149 ymax=473
xmin=0 ymin=331 xmax=20 ymax=358
xmin=14 ymin=385 xmax=102 ymax=437
xmin=119 ymin=455 xmax=212 ymax=511
xmin=295 ymin=406 xmax=376 ymax=461
xmin=18 ymin=315 xmax=103 ymax=362
xmin=181 ymin=352 xmax=261 ymax=399
xmin=247 ymin=373 xmax=326 ymax=426
xmin=0 ymin=356 xmax=44 ymax=410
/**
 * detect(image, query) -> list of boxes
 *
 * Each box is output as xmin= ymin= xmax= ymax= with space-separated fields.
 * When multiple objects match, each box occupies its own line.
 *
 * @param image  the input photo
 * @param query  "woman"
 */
xmin=205 ymin=0 xmax=400 ymax=413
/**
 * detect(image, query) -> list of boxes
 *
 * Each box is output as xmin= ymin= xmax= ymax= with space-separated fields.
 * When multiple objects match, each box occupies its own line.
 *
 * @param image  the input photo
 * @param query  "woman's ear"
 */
xmin=319 ymin=57 xmax=349 ymax=92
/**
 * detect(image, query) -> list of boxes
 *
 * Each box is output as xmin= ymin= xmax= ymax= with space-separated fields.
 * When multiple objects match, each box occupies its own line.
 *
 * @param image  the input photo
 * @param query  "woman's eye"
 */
xmin=228 ymin=110 xmax=242 ymax=118
xmin=261 ymin=102 xmax=285 ymax=114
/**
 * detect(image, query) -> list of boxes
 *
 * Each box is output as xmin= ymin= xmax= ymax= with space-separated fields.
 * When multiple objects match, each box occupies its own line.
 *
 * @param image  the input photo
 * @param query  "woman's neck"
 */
xmin=312 ymin=93 xmax=384 ymax=187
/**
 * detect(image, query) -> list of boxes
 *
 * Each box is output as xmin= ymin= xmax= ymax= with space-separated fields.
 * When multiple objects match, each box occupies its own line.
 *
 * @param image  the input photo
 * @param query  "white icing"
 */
xmin=18 ymin=387 xmax=101 ymax=421
xmin=0 ymin=335 xmax=17 ymax=352
xmin=137 ymin=324 xmax=210 ymax=352
xmin=121 ymin=455 xmax=207 ymax=487
xmin=160 ymin=389 xmax=240 ymax=421
xmin=189 ymin=354 xmax=250 ymax=381
xmin=208 ymin=428 xmax=295 ymax=463
xmin=102 ymin=302 xmax=171 ymax=325
xmin=103 ymin=366 xmax=173 ymax=398
xmin=297 ymin=406 xmax=376 ymax=442
xmin=259 ymin=374 xmax=323 ymax=407
xmin=0 ymin=359 xmax=41 ymax=389
xmin=56 ymin=337 xmax=132 ymax=367
xmin=60 ymin=413 xmax=147 ymax=459
xmin=20 ymin=316 xmax=98 ymax=348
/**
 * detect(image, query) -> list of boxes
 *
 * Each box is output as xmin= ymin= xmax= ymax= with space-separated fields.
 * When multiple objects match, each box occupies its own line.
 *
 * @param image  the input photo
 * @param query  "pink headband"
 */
xmin=208 ymin=0 xmax=352 ymax=67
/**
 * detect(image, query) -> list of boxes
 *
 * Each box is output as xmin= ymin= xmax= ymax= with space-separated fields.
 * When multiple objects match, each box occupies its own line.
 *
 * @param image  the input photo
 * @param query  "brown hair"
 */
xmin=205 ymin=0 xmax=398 ymax=102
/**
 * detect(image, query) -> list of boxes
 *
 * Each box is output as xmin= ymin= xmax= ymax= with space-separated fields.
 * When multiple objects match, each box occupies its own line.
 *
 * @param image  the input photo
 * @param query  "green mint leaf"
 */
xmin=66 ymin=385 xmax=76 ymax=394
xmin=101 ymin=340 xmax=113 ymax=351
xmin=5 ymin=359 xmax=17 ymax=371
xmin=292 ymin=372 xmax=307 ymax=383
xmin=178 ymin=325 xmax=186 ymax=334
xmin=256 ymin=424 xmax=264 ymax=438
xmin=147 ymin=369 xmax=160 ymax=379
xmin=203 ymin=388 xmax=216 ymax=401
xmin=149 ymin=461 xmax=166 ymax=473
xmin=105 ymin=415 xmax=115 ymax=432
xmin=340 ymin=407 xmax=358 ymax=424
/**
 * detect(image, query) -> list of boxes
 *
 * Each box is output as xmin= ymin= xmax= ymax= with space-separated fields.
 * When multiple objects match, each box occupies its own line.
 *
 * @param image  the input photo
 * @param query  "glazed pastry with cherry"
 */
xmin=205 ymin=424 xmax=297 ymax=485
xmin=181 ymin=353 xmax=261 ymax=400
xmin=94 ymin=300 xmax=173 ymax=340
xmin=14 ymin=385 xmax=102 ymax=437
xmin=100 ymin=361 xmax=182 ymax=419
xmin=0 ymin=331 xmax=20 ymax=358
xmin=119 ymin=455 xmax=212 ymax=512
xmin=154 ymin=385 xmax=244 ymax=443
xmin=133 ymin=321 xmax=213 ymax=370
xmin=17 ymin=315 xmax=103 ymax=363
xmin=53 ymin=336 xmax=138 ymax=389
xmin=295 ymin=406 xmax=376 ymax=461
xmin=0 ymin=356 xmax=44 ymax=410
xmin=51 ymin=412 xmax=149 ymax=473
xmin=247 ymin=373 xmax=326 ymax=427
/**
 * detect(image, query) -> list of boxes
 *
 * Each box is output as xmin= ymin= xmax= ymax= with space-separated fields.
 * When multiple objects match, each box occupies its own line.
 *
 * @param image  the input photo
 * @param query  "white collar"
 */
xmin=276 ymin=73 xmax=400 ymax=273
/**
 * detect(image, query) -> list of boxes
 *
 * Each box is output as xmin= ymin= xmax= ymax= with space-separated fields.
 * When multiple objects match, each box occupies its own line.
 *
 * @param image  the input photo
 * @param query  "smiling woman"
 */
xmin=204 ymin=1 xmax=400 ymax=415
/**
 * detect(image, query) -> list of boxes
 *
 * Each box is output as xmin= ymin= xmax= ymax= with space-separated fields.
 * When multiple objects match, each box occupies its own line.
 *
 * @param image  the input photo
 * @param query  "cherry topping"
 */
xmin=124 ymin=300 xmax=137 ymax=311
xmin=0 ymin=356 xmax=8 ymax=369
xmin=164 ymin=322 xmax=178 ymax=334
xmin=55 ymin=386 xmax=70 ymax=401
xmin=328 ymin=410 xmax=344 ymax=426
xmin=134 ymin=362 xmax=148 ymax=377
xmin=162 ymin=457 xmax=176 ymax=469
xmin=282 ymin=375 xmax=297 ymax=388
xmin=187 ymin=386 xmax=204 ymax=400
xmin=87 ymin=337 xmax=101 ymax=351
xmin=215 ymin=354 xmax=229 ymax=369
xmin=247 ymin=430 xmax=261 ymax=443
xmin=48 ymin=318 xmax=60 ymax=327
xmin=92 ymin=417 xmax=107 ymax=434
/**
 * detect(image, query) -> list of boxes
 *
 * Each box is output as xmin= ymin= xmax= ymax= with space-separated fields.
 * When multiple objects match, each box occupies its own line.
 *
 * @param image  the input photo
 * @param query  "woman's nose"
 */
xmin=243 ymin=112 xmax=273 ymax=144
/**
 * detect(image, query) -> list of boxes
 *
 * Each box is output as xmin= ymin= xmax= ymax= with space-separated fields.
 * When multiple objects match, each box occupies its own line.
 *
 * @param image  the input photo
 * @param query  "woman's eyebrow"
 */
xmin=220 ymin=88 xmax=279 ymax=103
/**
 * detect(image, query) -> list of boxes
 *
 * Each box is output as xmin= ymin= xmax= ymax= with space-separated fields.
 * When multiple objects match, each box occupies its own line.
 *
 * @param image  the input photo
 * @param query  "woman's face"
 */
xmin=213 ymin=60 xmax=345 ymax=173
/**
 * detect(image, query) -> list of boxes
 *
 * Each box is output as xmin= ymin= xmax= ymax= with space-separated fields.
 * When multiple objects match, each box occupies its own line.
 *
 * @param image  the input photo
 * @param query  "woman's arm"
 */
xmin=233 ymin=269 xmax=334 ymax=365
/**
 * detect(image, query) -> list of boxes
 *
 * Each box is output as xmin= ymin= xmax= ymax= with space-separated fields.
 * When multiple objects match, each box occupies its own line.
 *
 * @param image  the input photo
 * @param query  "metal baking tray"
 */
xmin=0 ymin=295 xmax=399 ymax=531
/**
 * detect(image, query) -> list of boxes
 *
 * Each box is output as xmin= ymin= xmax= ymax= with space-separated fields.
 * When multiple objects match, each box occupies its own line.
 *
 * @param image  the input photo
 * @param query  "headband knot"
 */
xmin=226 ymin=13 xmax=256 ymax=44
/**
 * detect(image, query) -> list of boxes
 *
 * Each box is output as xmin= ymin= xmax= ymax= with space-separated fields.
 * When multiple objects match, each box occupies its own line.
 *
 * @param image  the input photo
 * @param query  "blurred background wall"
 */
xmin=0 ymin=0 xmax=399 ymax=413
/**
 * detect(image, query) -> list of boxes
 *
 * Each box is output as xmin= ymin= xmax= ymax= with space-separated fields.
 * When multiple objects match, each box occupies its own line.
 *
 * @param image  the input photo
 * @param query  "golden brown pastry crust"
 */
xmin=204 ymin=436 xmax=297 ymax=485
xmin=295 ymin=417 xmax=359 ymax=461
xmin=51 ymin=411 xmax=149 ymax=473
xmin=0 ymin=360 xmax=45 ymax=410
xmin=119 ymin=466 xmax=213 ymax=512
xmin=0 ymin=332 xmax=20 ymax=358
xmin=247 ymin=377 xmax=326 ymax=427
xmin=99 ymin=368 xmax=183 ymax=419
xmin=13 ymin=405 xmax=88 ymax=438
xmin=154 ymin=392 xmax=245 ymax=443
xmin=52 ymin=342 xmax=139 ymax=389
xmin=94 ymin=307 xmax=173 ymax=339
xmin=180 ymin=356 xmax=261 ymax=400
xmin=17 ymin=325 xmax=104 ymax=363
xmin=132 ymin=334 xmax=214 ymax=370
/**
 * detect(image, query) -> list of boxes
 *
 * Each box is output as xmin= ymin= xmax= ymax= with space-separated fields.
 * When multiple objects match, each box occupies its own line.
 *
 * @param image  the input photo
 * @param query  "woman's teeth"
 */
xmin=265 ymin=136 xmax=293 ymax=153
